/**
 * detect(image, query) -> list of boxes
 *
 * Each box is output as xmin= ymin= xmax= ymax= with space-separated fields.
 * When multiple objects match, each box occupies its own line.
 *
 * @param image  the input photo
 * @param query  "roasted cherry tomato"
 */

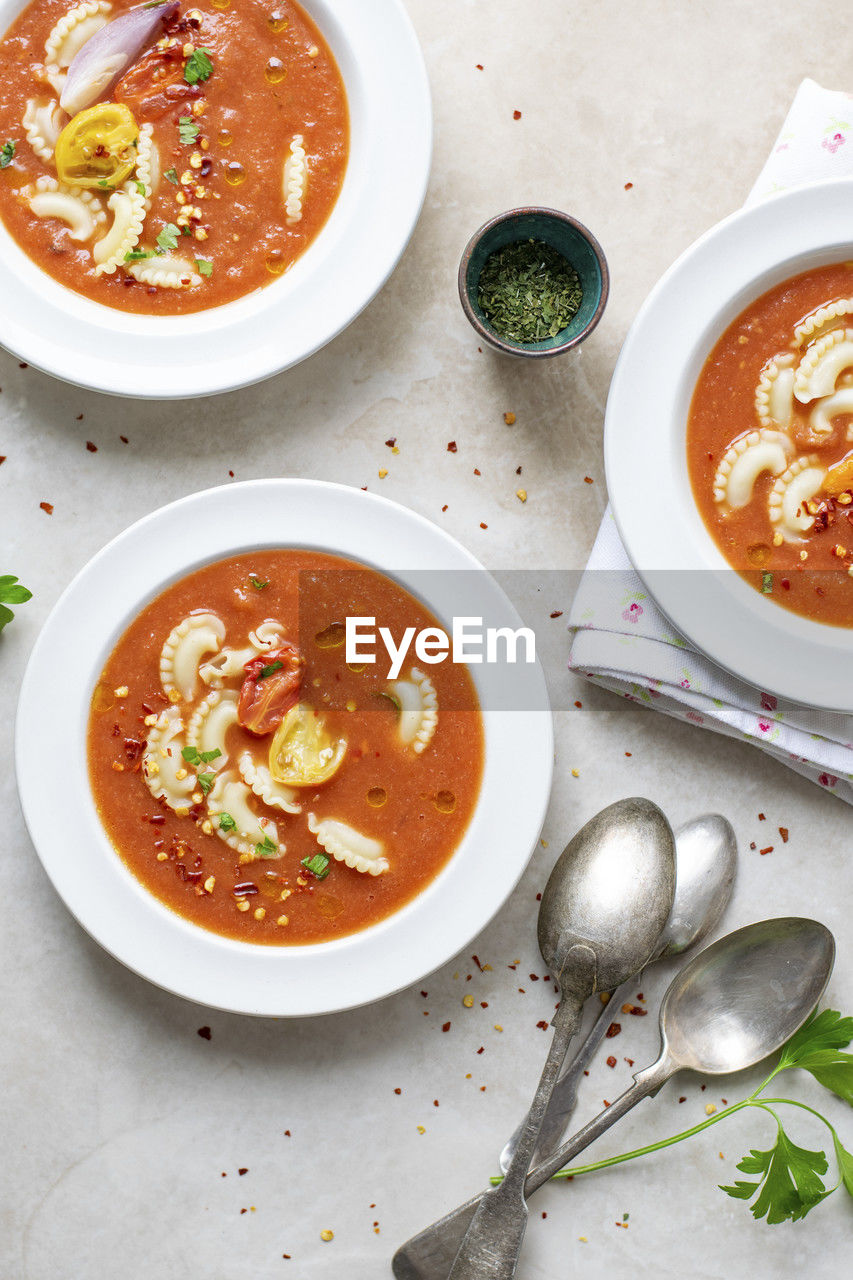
xmin=268 ymin=702 xmax=347 ymax=787
xmin=55 ymin=103 xmax=139 ymax=189
xmin=114 ymin=44 xmax=200 ymax=119
xmin=238 ymin=642 xmax=303 ymax=737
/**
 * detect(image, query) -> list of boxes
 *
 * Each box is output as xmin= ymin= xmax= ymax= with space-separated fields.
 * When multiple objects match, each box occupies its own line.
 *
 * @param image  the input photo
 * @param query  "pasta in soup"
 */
xmin=0 ymin=0 xmax=348 ymax=313
xmin=87 ymin=550 xmax=485 ymax=945
xmin=687 ymin=262 xmax=853 ymax=627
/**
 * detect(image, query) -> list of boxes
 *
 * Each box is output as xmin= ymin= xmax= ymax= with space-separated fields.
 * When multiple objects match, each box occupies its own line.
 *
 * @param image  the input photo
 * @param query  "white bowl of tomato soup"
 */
xmin=16 ymin=480 xmax=553 ymax=1016
xmin=0 ymin=0 xmax=431 ymax=397
xmin=606 ymin=177 xmax=853 ymax=711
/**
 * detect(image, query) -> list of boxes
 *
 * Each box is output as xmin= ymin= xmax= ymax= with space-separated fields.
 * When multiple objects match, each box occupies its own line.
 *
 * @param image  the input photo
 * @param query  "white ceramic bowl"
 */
xmin=606 ymin=178 xmax=853 ymax=711
xmin=0 ymin=0 xmax=431 ymax=398
xmin=16 ymin=481 xmax=553 ymax=1016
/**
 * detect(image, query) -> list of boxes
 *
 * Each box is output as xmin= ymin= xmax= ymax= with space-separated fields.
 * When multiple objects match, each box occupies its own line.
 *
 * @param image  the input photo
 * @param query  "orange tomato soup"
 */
xmin=0 ymin=0 xmax=348 ymax=313
xmin=87 ymin=551 xmax=485 ymax=945
xmin=687 ymin=262 xmax=853 ymax=626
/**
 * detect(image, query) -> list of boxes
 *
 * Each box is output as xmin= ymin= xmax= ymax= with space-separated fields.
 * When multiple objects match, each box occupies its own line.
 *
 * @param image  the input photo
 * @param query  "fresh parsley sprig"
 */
xmin=534 ymin=1008 xmax=853 ymax=1225
xmin=184 ymin=48 xmax=213 ymax=86
xmin=0 ymin=139 xmax=16 ymax=169
xmin=0 ymin=574 xmax=32 ymax=634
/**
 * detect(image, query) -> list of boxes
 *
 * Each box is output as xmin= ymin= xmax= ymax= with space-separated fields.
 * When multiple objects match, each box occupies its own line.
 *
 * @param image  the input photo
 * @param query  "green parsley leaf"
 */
xmin=218 ymin=813 xmax=236 ymax=833
xmin=164 ymin=167 xmax=179 ymax=185
xmin=178 ymin=116 xmax=199 ymax=145
xmin=0 ymin=139 xmax=16 ymax=169
xmin=761 ymin=571 xmax=773 ymax=594
xmin=197 ymin=771 xmax=215 ymax=795
xmin=124 ymin=249 xmax=153 ymax=262
xmin=0 ymin=575 xmax=32 ymax=634
xmin=181 ymin=225 xmax=191 ymax=236
xmin=259 ymin=660 xmax=284 ymax=680
xmin=833 ymin=1133 xmax=853 ymax=1202
xmin=97 ymin=179 xmax=115 ymax=191
xmin=195 ymin=258 xmax=213 ymax=277
xmin=255 ymin=834 xmax=279 ymax=859
xmin=779 ymin=1007 xmax=853 ymax=1065
xmin=301 ymin=852 xmax=331 ymax=879
xmin=720 ymin=1124 xmax=831 ymax=1224
xmin=134 ymin=180 xmax=147 ymax=196
xmin=199 ymin=748 xmax=222 ymax=764
xmin=156 ymin=223 xmax=179 ymax=253
xmin=249 ymin=576 xmax=269 ymax=590
xmin=181 ymin=745 xmax=201 ymax=765
xmin=184 ymin=47 xmax=213 ymax=86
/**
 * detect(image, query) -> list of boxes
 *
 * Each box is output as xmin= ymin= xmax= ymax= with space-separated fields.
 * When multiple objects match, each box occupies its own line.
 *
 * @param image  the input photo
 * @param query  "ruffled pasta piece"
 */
xmin=794 ymin=329 xmax=853 ymax=402
xmin=93 ymin=181 xmax=146 ymax=274
xmin=207 ymin=772 xmax=280 ymax=861
xmin=712 ymin=428 xmax=794 ymax=509
xmin=160 ymin=612 xmax=226 ymax=703
xmin=249 ymin=620 xmax=286 ymax=649
xmin=388 ymin=667 xmax=438 ymax=754
xmin=238 ymin=751 xmax=301 ymax=814
xmin=768 ymin=455 xmax=826 ymax=541
xmin=127 ymin=254 xmax=201 ymax=288
xmin=283 ymin=134 xmax=307 ymax=225
xmin=199 ymin=620 xmax=286 ymax=686
xmin=27 ymin=176 xmax=105 ymax=241
xmin=809 ymin=386 xmax=853 ymax=441
xmin=307 ymin=814 xmax=389 ymax=876
xmin=134 ymin=122 xmax=158 ymax=207
xmin=142 ymin=709 xmax=196 ymax=812
xmin=754 ymin=354 xmax=795 ymax=429
xmin=23 ymin=98 xmax=67 ymax=164
xmin=43 ymin=1 xmax=112 ymax=94
xmin=794 ymin=298 xmax=853 ymax=347
xmin=186 ymin=690 xmax=239 ymax=770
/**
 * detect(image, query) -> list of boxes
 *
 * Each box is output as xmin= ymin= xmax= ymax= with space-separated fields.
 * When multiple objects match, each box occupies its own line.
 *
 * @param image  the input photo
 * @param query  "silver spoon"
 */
xmin=391 ymin=916 xmax=834 ymax=1280
xmin=444 ymin=797 xmax=676 ymax=1280
xmin=499 ymin=813 xmax=737 ymax=1172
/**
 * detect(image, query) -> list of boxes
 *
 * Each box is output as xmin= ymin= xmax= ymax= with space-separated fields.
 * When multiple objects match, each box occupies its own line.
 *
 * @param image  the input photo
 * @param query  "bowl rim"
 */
xmin=605 ymin=177 xmax=853 ymax=711
xmin=15 ymin=479 xmax=554 ymax=1016
xmin=457 ymin=205 xmax=610 ymax=357
xmin=0 ymin=0 xmax=432 ymax=399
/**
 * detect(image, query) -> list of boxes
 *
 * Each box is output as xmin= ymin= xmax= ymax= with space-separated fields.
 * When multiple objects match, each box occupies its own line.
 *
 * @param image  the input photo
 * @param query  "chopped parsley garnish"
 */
xmin=0 ymin=574 xmax=32 ymax=634
xmin=218 ymin=813 xmax=236 ymax=833
xmin=164 ymin=167 xmax=179 ymax=185
xmin=255 ymin=834 xmax=279 ymax=858
xmin=259 ymin=660 xmax=284 ymax=679
xmin=184 ymin=47 xmax=214 ymax=85
xmin=249 ymin=576 xmax=269 ymax=591
xmin=178 ymin=116 xmax=200 ymax=145
xmin=134 ymin=180 xmax=147 ymax=196
xmin=0 ymin=139 xmax=16 ymax=169
xmin=124 ymin=249 xmax=153 ymax=262
xmin=301 ymin=852 xmax=331 ymax=879
xmin=197 ymin=771 xmax=215 ymax=795
xmin=181 ymin=746 xmax=222 ymax=766
xmin=195 ymin=258 xmax=213 ymax=277
xmin=97 ymin=179 xmax=115 ymax=191
xmin=156 ymin=223 xmax=179 ymax=253
xmin=762 ymin=572 xmax=773 ymax=594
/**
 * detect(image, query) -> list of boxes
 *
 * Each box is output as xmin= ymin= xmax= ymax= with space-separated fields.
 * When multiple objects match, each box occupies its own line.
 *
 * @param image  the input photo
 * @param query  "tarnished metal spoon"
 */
xmin=444 ymin=797 xmax=676 ymax=1280
xmin=499 ymin=813 xmax=737 ymax=1172
xmin=391 ymin=917 xmax=833 ymax=1280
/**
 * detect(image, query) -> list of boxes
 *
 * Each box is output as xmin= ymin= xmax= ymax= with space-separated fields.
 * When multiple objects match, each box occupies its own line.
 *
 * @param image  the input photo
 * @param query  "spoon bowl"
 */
xmin=657 ymin=814 xmax=737 ymax=959
xmin=660 ymin=916 xmax=835 ymax=1075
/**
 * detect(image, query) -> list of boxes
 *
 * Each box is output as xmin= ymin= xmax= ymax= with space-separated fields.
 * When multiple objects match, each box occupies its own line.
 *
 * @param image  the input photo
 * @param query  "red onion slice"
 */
xmin=60 ymin=1 xmax=180 ymax=116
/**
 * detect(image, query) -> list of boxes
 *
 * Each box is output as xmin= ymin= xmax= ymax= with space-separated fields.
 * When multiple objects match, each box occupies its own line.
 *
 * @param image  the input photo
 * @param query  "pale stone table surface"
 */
xmin=2 ymin=1 xmax=852 ymax=1276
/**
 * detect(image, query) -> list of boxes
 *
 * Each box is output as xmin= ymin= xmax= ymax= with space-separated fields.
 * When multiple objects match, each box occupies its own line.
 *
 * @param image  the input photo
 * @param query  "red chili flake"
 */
xmin=721 ymin=1098 xmax=728 ymax=1105
xmin=40 ymin=501 xmax=54 ymax=514
xmin=749 ymin=841 xmax=756 ymax=850
xmin=701 ymin=1084 xmax=707 ymax=1092
xmin=508 ymin=963 xmax=517 ymax=970
xmin=512 ymin=109 xmax=522 ymax=120
xmin=442 ymin=1021 xmax=451 ymax=1032
xmin=86 ymin=440 xmax=97 ymax=452
xmin=518 ymin=987 xmax=525 ymax=993
xmin=624 ymin=1058 xmax=634 ymax=1066
xmin=781 ymin=578 xmax=791 ymax=590
xmin=573 ymin=699 xmax=582 ymax=707
xmin=420 ymin=990 xmax=428 ymax=997
xmin=240 ymin=1208 xmax=247 ymax=1215
xmin=0 ymin=456 xmax=5 ymax=464
xmin=759 ymin=846 xmax=773 ymax=856
xmin=472 ymin=954 xmax=483 ymax=971
xmin=19 ymin=362 xmax=27 ymax=369
xmin=548 ymin=610 xmax=564 ymax=619
xmin=75 ymin=413 xmax=84 ymax=421
xmin=476 ymin=63 xmax=483 ymax=70
xmin=516 ymin=465 xmax=522 ymax=475
xmin=535 ymin=892 xmax=542 ymax=901
xmin=779 ymin=827 xmax=789 ymax=843
xmin=229 ymin=470 xmax=235 ymax=478
xmin=394 ymin=1088 xmax=401 ymax=1095
xmin=480 ymin=1001 xmax=488 ymax=1009
xmin=447 ymin=441 xmax=457 ymax=453
xmin=197 ymin=1026 xmax=212 ymax=1040
xmin=473 ymin=468 xmax=481 ymax=476
xmin=622 ymin=1003 xmax=647 ymax=1017
xmin=603 ymin=1100 xmax=611 ymax=1108
xmin=441 ymin=504 xmax=448 ymax=512
xmin=123 ymin=737 xmax=144 ymax=762
xmin=624 ymin=182 xmax=633 ymax=190
xmin=536 ymin=1020 xmax=549 ymax=1031
xmin=284 ymin=1130 xmax=291 ymax=1136
xmin=605 ymin=1022 xmax=621 ymax=1038
xmin=476 ymin=1046 xmax=484 ymax=1054
xmin=119 ymin=435 xmax=128 ymax=443
xmin=433 ymin=1099 xmax=439 ymax=1107
xmin=758 ymin=812 xmax=766 ymax=821
xmin=606 ymin=1055 xmax=617 ymax=1068
xmin=479 ymin=522 xmax=488 ymax=530
xmin=238 ymin=1167 xmax=248 ymax=1176
xmin=385 ymin=438 xmax=396 ymax=448
xmin=541 ymin=1212 xmax=547 ymax=1220
xmin=233 ymin=881 xmax=259 ymax=896
xmin=678 ymin=1096 xmax=686 ymax=1103
xmin=221 ymin=1172 xmax=227 ymax=1177
xmin=480 ymin=1086 xmax=486 ymax=1092
xmin=636 ymin=993 xmax=644 ymax=1001
xmin=282 ymin=1253 xmax=291 ymax=1259
xmin=583 ymin=476 xmax=593 ymax=484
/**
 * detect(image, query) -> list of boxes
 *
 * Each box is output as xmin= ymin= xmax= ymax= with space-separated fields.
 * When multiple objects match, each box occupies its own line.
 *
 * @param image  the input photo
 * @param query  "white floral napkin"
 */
xmin=568 ymin=79 xmax=853 ymax=802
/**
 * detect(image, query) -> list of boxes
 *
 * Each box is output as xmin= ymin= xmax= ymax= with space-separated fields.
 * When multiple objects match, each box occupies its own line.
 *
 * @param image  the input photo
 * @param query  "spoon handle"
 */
xmin=391 ymin=1059 xmax=671 ymax=1280
xmin=498 ymin=984 xmax=625 ymax=1173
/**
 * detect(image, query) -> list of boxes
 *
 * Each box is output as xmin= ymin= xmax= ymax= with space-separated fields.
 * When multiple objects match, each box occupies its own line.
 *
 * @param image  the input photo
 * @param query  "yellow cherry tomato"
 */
xmin=269 ymin=703 xmax=347 ymax=787
xmin=54 ymin=103 xmax=139 ymax=190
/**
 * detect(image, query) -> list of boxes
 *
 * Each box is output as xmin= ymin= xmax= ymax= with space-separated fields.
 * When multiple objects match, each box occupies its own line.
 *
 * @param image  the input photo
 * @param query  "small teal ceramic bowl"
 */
xmin=458 ymin=206 xmax=609 ymax=357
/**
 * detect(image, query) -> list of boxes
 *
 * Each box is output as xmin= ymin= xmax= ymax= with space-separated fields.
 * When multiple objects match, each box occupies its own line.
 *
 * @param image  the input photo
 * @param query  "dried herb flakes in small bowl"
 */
xmin=477 ymin=239 xmax=583 ymax=344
